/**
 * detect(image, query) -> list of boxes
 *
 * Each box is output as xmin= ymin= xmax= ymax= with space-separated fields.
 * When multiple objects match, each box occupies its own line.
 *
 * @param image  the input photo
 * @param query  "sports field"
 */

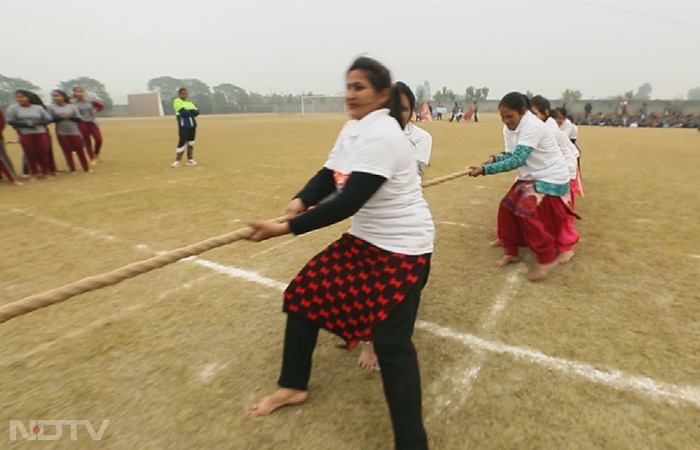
xmin=1 ymin=113 xmax=699 ymax=449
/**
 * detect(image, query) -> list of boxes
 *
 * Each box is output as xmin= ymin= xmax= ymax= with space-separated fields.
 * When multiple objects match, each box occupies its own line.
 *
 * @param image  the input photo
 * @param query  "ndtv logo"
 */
xmin=9 ymin=420 xmax=109 ymax=441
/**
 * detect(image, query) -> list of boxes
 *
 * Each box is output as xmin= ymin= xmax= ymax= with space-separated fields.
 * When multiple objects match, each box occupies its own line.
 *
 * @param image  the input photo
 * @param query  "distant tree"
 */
xmin=623 ymin=91 xmax=634 ymax=101
xmin=57 ymin=76 xmax=113 ymax=110
xmin=183 ymin=78 xmax=212 ymax=114
xmin=464 ymin=86 xmax=475 ymax=102
xmin=248 ymin=92 xmax=264 ymax=105
xmin=212 ymin=83 xmax=251 ymax=112
xmin=0 ymin=74 xmax=41 ymax=106
xmin=687 ymin=87 xmax=700 ymax=100
xmin=147 ymin=76 xmax=184 ymax=98
xmin=434 ymin=86 xmax=455 ymax=103
xmin=464 ymin=86 xmax=489 ymax=102
xmin=477 ymin=87 xmax=489 ymax=101
xmin=634 ymin=82 xmax=652 ymax=100
xmin=561 ymin=89 xmax=582 ymax=103
xmin=526 ymin=90 xmax=535 ymax=98
xmin=147 ymin=76 xmax=212 ymax=114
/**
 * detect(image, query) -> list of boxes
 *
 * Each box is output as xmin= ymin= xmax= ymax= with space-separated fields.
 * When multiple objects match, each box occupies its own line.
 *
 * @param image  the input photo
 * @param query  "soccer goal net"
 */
xmin=300 ymin=95 xmax=346 ymax=117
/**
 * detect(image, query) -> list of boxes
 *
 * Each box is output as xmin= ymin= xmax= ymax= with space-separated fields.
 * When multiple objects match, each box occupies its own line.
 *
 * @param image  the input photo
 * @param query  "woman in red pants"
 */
xmin=5 ymin=90 xmax=52 ymax=180
xmin=73 ymin=87 xmax=104 ymax=163
xmin=469 ymin=92 xmax=577 ymax=281
xmin=48 ymin=90 xmax=91 ymax=173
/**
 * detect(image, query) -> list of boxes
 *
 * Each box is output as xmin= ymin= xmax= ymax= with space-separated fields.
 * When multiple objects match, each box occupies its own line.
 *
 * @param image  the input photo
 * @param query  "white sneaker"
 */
xmin=186 ymin=159 xmax=198 ymax=166
xmin=171 ymin=161 xmax=181 ymax=168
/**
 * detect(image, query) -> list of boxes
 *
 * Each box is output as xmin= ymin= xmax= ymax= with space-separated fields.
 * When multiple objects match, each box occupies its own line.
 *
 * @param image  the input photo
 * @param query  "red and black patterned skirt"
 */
xmin=283 ymin=233 xmax=429 ymax=349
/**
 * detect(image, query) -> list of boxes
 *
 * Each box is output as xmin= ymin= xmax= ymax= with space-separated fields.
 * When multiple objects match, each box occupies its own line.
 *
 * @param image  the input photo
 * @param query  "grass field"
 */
xmin=1 ymin=113 xmax=699 ymax=449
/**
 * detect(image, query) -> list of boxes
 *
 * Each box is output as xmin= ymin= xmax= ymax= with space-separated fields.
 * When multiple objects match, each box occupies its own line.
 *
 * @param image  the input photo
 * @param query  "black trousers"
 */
xmin=177 ymin=127 xmax=196 ymax=148
xmin=278 ymin=256 xmax=431 ymax=450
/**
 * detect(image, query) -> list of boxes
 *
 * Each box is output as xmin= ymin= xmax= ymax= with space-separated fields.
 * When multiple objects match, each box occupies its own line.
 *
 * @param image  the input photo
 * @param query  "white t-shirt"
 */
xmin=324 ymin=109 xmax=435 ymax=255
xmin=570 ymin=123 xmax=579 ymax=140
xmin=405 ymin=122 xmax=432 ymax=175
xmin=504 ymin=111 xmax=570 ymax=185
xmin=545 ymin=117 xmax=578 ymax=179
xmin=560 ymin=118 xmax=574 ymax=139
xmin=503 ymin=125 xmax=517 ymax=154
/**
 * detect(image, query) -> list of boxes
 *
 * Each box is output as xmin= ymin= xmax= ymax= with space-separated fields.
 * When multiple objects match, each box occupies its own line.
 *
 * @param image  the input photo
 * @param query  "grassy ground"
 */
xmin=0 ymin=113 xmax=699 ymax=449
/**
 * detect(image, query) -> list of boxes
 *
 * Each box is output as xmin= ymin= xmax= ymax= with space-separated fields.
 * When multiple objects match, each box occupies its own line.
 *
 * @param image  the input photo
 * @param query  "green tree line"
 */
xmin=3 ymin=74 xmax=700 ymax=114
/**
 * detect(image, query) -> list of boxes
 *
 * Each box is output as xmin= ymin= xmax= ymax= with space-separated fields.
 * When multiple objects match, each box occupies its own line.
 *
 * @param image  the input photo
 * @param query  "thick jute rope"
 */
xmin=0 ymin=168 xmax=473 ymax=325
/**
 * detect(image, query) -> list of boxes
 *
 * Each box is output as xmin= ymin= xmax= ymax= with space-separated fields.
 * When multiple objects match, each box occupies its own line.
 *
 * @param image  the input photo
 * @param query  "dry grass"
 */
xmin=0 ymin=114 xmax=699 ymax=449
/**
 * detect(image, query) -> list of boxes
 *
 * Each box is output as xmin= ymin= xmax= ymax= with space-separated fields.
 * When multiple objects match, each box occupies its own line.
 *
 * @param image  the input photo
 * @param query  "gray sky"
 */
xmin=3 ymin=0 xmax=699 ymax=103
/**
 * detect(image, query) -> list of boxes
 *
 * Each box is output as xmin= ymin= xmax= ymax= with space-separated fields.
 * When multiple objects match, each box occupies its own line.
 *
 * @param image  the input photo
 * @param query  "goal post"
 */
xmin=300 ymin=94 xmax=346 ymax=117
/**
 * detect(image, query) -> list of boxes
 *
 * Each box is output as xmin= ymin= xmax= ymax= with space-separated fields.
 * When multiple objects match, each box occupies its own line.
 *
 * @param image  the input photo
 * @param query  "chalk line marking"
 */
xmin=2 ymin=275 xmax=214 ymax=366
xmin=190 ymin=258 xmax=287 ymax=291
xmin=429 ymin=266 xmax=526 ymax=417
xmin=690 ymin=255 xmax=700 ymax=260
xmin=61 ymin=187 xmax=144 ymax=206
xmin=12 ymin=208 xmax=118 ymax=242
xmin=10 ymin=211 xmax=700 ymax=410
xmin=416 ymin=320 xmax=700 ymax=410
xmin=141 ymin=261 xmax=700 ymax=410
xmin=198 ymin=362 xmax=230 ymax=384
xmin=436 ymin=220 xmax=480 ymax=230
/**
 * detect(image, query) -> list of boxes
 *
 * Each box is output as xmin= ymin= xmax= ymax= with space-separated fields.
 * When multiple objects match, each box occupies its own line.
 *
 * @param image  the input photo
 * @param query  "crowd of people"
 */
xmin=574 ymin=112 xmax=699 ymax=128
xmin=574 ymin=101 xmax=700 ymax=128
xmin=0 ymin=87 xmax=105 ymax=186
xmin=416 ymin=101 xmax=480 ymax=122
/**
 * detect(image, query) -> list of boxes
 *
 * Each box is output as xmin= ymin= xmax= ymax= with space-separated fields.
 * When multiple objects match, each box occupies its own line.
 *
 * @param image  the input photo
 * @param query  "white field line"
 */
xmin=436 ymin=220 xmax=480 ymax=229
xmin=198 ymin=362 xmax=230 ymax=384
xmin=429 ymin=266 xmax=525 ymax=416
xmin=11 ymin=211 xmax=700 ymax=409
xmin=154 ymin=260 xmax=700 ymax=410
xmin=690 ymin=255 xmax=700 ymax=260
xmin=12 ymin=208 xmax=118 ymax=242
xmin=2 ymin=275 xmax=214 ymax=366
xmin=416 ymin=320 xmax=700 ymax=410
xmin=190 ymin=258 xmax=287 ymax=291
xmin=11 ymin=209 xmax=287 ymax=292
xmin=62 ymin=187 xmax=144 ymax=206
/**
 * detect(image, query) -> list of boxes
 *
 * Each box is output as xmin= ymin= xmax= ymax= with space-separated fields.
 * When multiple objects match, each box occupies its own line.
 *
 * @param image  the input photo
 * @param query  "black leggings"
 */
xmin=278 ymin=257 xmax=431 ymax=450
xmin=177 ymin=127 xmax=196 ymax=148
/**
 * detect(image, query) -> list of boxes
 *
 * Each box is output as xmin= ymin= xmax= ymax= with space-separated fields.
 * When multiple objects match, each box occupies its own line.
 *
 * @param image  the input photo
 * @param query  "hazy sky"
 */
xmin=3 ymin=0 xmax=699 ymax=103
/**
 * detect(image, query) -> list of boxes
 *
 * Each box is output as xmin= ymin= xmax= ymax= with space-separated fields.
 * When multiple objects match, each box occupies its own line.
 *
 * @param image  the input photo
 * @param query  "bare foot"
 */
xmin=495 ymin=255 xmax=519 ymax=268
xmin=28 ymin=176 xmax=37 ymax=182
xmin=556 ymin=250 xmax=575 ymax=264
xmin=528 ymin=262 xmax=557 ymax=282
xmin=357 ymin=342 xmax=380 ymax=371
xmin=12 ymin=181 xmax=24 ymax=186
xmin=70 ymin=171 xmax=77 ymax=175
xmin=247 ymin=388 xmax=308 ymax=418
xmin=487 ymin=238 xmax=501 ymax=248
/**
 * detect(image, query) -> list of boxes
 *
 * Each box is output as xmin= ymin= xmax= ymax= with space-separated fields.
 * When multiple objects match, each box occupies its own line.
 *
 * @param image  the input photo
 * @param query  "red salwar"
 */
xmin=78 ymin=121 xmax=102 ymax=159
xmin=497 ymin=181 xmax=579 ymax=264
xmin=19 ymin=133 xmax=50 ymax=176
xmin=57 ymin=134 xmax=90 ymax=172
